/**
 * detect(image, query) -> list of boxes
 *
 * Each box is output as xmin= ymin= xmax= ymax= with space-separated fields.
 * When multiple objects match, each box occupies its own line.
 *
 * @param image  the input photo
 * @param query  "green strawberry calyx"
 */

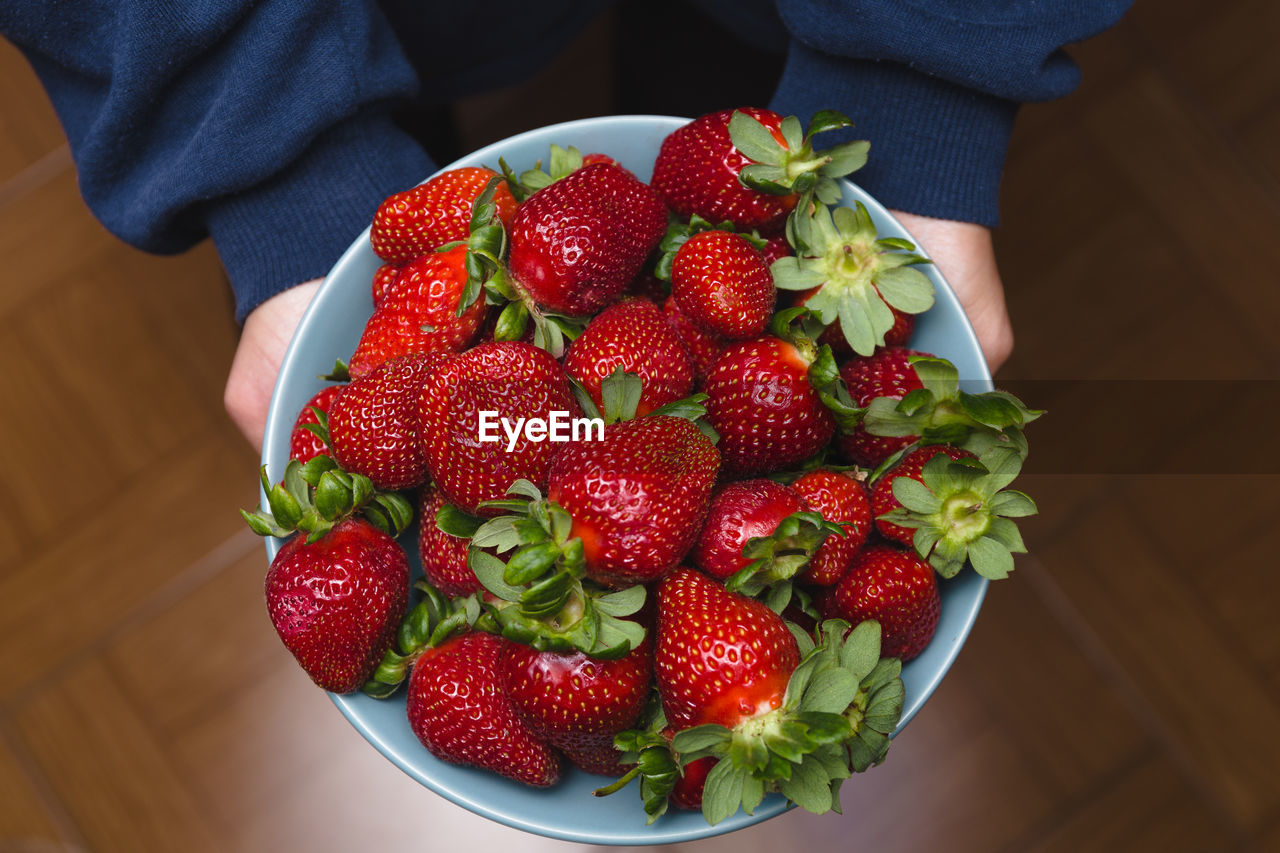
xmin=569 ymin=368 xmax=719 ymax=445
xmin=592 ymin=698 xmax=681 ymax=824
xmin=466 ymin=479 xmax=647 ymax=658
xmin=729 ymin=109 xmax=869 ymax=202
xmin=772 ymin=198 xmax=935 ymax=356
xmin=361 ymin=578 xmax=487 ymax=698
xmin=671 ymin=619 xmax=904 ymax=825
xmin=863 ymin=355 xmax=1044 ymax=461
xmin=724 ymin=510 xmax=847 ymax=612
xmin=497 ymin=143 xmax=585 ymax=202
xmin=240 ymin=455 xmax=414 ymax=544
xmin=879 ymin=445 xmax=1038 ymax=579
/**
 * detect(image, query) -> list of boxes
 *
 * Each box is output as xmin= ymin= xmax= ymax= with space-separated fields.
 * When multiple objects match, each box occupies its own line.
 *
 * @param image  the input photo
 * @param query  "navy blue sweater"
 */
xmin=0 ymin=1 xmax=1129 ymax=321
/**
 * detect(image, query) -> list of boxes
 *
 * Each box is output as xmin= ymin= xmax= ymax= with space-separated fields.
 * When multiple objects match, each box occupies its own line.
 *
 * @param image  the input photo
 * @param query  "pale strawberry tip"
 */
xmin=666 ymin=619 xmax=904 ymax=825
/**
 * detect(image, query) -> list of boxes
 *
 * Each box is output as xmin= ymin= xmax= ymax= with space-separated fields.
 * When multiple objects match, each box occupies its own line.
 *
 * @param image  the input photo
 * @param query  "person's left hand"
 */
xmin=224 ymin=280 xmax=321 ymax=453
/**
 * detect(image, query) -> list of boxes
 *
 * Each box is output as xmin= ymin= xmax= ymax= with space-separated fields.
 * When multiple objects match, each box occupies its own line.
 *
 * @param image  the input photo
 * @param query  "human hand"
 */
xmin=890 ymin=211 xmax=1013 ymax=374
xmin=224 ymin=280 xmax=322 ymax=453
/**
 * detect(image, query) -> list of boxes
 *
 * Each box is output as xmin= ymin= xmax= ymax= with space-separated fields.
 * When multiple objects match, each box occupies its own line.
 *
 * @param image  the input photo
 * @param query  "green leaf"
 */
xmin=891 ymin=476 xmax=942 ymax=514
xmin=873 ymin=265 xmax=935 ymax=314
xmin=908 ymin=356 xmax=960 ymax=399
xmin=806 ymin=109 xmax=855 ymax=137
xmin=799 ymin=668 xmax=859 ymax=714
xmin=600 ymin=367 xmax=643 ymax=424
xmin=470 ymin=516 xmax=521 ymax=551
xmin=701 ymin=758 xmax=748 ymax=826
xmin=819 ymin=139 xmax=869 ymax=177
xmin=671 ymin=725 xmax=732 ymax=755
xmin=990 ymin=489 xmax=1038 ymax=518
xmin=839 ymin=620 xmax=882 ymax=682
xmin=776 ymin=757 xmax=833 ymax=814
xmin=770 ymin=257 xmax=827 ymax=291
xmin=967 ymin=536 xmax=1015 ymax=579
xmin=435 ymin=503 xmax=483 ymax=538
xmin=312 ymin=474 xmax=351 ymax=521
xmin=986 ymin=516 xmax=1028 ymax=554
xmin=506 ymin=479 xmax=544 ymax=501
xmin=729 ymin=110 xmax=785 ymax=165
xmin=593 ymin=585 xmax=646 ymax=618
xmin=837 ymin=290 xmax=876 ymax=356
xmin=468 ymin=550 xmax=525 ymax=600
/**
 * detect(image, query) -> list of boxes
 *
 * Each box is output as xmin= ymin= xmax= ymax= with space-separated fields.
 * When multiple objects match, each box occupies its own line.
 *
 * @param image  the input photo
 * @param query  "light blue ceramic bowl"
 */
xmin=260 ymin=115 xmax=991 ymax=845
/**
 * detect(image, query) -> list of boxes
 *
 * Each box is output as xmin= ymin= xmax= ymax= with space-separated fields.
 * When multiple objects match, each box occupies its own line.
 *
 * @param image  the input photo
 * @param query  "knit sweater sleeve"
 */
xmin=0 ymin=1 xmax=435 ymax=321
xmin=766 ymin=0 xmax=1132 ymax=226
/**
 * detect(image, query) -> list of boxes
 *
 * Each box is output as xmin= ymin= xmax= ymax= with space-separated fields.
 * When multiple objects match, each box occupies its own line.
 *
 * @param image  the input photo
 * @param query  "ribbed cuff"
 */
xmin=769 ymin=43 xmax=1018 ymax=227
xmin=206 ymin=113 xmax=435 ymax=322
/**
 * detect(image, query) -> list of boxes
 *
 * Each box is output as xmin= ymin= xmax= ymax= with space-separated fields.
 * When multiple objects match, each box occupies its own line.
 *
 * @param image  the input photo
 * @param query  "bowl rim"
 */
xmin=258 ymin=113 xmax=991 ymax=845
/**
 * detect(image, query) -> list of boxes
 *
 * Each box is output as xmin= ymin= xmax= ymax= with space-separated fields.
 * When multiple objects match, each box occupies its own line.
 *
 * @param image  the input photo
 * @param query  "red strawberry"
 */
xmin=692 ymin=479 xmax=807 ymax=580
xmin=791 ymin=469 xmax=873 ymax=586
xmin=563 ymin=298 xmax=693 ymax=417
xmin=628 ymin=271 xmax=670 ymax=303
xmin=581 ymin=152 xmax=622 ymax=168
xmin=328 ymin=352 xmax=446 ymax=491
xmin=651 ymin=107 xmax=867 ymax=233
xmin=406 ymin=631 xmax=560 ymax=786
xmin=670 ymin=229 xmax=776 ymax=340
xmin=371 ymin=167 xmax=516 ymax=264
xmin=348 ymin=245 xmax=486 ymax=378
xmin=823 ymin=544 xmax=940 ymax=661
xmin=655 ymin=567 xmax=799 ymax=731
xmin=265 ymin=518 xmax=410 ymax=693
xmin=371 ymin=262 xmax=400 ymax=308
xmin=507 ymin=162 xmax=667 ymax=316
xmin=547 ymin=415 xmax=720 ymax=587
xmin=417 ymin=341 xmax=579 ymax=515
xmin=761 ymin=233 xmax=791 ymax=267
xmin=703 ymin=336 xmax=835 ymax=476
xmin=662 ymin=295 xmax=726 ymax=384
xmin=288 ymin=384 xmax=344 ymax=464
xmin=500 ymin=638 xmax=652 ymax=777
xmin=837 ymin=347 xmax=926 ymax=466
xmin=651 ymin=107 xmax=795 ymax=232
xmin=417 ymin=484 xmax=484 ymax=597
xmin=671 ymin=756 xmax=716 ymax=811
xmin=871 ymin=445 xmax=974 ymax=547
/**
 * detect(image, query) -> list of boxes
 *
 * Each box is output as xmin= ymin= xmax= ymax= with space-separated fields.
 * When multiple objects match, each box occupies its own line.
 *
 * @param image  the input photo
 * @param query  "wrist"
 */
xmin=770 ymin=44 xmax=1017 ymax=227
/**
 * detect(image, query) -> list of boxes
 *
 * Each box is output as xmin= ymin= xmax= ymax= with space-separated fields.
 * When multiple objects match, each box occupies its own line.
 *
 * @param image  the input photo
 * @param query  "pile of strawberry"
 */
xmin=243 ymin=108 xmax=1041 ymax=827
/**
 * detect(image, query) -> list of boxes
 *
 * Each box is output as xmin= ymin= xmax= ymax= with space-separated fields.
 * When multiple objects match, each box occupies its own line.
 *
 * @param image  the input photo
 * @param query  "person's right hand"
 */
xmin=890 ymin=211 xmax=1014 ymax=374
xmin=224 ymin=279 xmax=322 ymax=454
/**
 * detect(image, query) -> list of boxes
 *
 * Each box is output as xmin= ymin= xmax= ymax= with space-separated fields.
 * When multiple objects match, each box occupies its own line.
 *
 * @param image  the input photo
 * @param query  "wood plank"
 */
xmin=0 ymin=430 xmax=257 ymax=702
xmin=0 ymin=730 xmax=71 ymax=848
xmin=106 ymin=541 xmax=281 ymax=737
xmin=0 ymin=37 xmax=67 ymax=187
xmin=1024 ymin=752 xmax=1238 ymax=852
xmin=12 ymin=660 xmax=221 ymax=852
xmin=1037 ymin=498 xmax=1280 ymax=829
xmin=0 ymin=168 xmax=118 ymax=322
xmin=1077 ymin=69 xmax=1280 ymax=362
xmin=952 ymin=569 xmax=1149 ymax=799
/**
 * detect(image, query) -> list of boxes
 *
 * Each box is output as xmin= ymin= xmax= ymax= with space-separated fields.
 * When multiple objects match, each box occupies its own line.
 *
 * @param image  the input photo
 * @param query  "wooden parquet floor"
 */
xmin=0 ymin=2 xmax=1276 ymax=850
